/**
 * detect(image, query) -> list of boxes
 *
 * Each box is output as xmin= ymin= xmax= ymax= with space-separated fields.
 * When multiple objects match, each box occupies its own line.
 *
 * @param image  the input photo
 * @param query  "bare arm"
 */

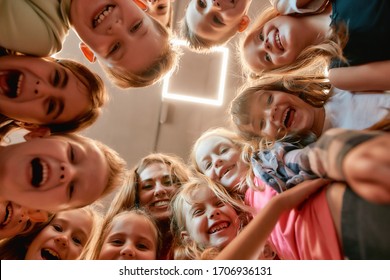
xmin=328 ymin=61 xmax=390 ymax=92
xmin=214 ymin=178 xmax=328 ymax=260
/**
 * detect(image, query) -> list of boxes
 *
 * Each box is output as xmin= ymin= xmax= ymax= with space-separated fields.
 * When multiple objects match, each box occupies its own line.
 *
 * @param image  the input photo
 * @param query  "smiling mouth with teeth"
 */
xmin=41 ymin=248 xmax=61 ymax=260
xmin=0 ymin=70 xmax=23 ymax=98
xmin=275 ymin=31 xmax=284 ymax=51
xmin=93 ymin=5 xmax=115 ymax=28
xmin=31 ymin=158 xmax=49 ymax=188
xmin=282 ymin=108 xmax=295 ymax=129
xmin=208 ymin=222 xmax=230 ymax=234
xmin=1 ymin=202 xmax=13 ymax=228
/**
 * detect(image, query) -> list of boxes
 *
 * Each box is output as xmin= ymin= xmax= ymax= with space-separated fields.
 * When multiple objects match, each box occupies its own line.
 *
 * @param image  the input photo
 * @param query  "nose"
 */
xmin=55 ymin=235 xmax=69 ymax=248
xmin=212 ymin=0 xmax=220 ymax=7
xmin=26 ymin=209 xmax=49 ymax=223
xmin=59 ymin=163 xmax=76 ymax=184
xmin=154 ymin=182 xmax=167 ymax=197
xmin=208 ymin=208 xmax=221 ymax=219
xmin=121 ymin=244 xmax=136 ymax=259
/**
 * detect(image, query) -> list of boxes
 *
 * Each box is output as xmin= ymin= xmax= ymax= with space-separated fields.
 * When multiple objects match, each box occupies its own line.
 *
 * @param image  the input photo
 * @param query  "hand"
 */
xmin=342 ymin=133 xmax=390 ymax=204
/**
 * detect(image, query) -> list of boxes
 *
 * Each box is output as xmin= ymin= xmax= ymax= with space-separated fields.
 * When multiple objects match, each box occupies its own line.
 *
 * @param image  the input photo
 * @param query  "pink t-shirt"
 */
xmin=245 ymin=178 xmax=343 ymax=259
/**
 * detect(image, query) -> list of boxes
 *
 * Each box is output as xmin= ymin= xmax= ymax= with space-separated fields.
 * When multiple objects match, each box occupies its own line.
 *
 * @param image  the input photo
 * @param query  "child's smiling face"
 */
xmin=70 ymin=0 xmax=168 ymax=74
xmin=0 ymin=56 xmax=90 ymax=125
xmin=0 ymin=134 xmax=109 ymax=212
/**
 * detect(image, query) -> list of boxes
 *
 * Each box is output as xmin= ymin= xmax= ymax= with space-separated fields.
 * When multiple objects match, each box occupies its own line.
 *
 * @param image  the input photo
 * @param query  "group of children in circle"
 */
xmin=0 ymin=0 xmax=389 ymax=260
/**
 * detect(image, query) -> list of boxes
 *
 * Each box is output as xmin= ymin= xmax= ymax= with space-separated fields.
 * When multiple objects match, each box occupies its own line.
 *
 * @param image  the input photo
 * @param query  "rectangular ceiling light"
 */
xmin=162 ymin=39 xmax=229 ymax=106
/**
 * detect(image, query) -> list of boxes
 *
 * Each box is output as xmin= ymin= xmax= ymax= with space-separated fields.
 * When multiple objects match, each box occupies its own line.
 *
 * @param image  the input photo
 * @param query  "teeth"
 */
xmin=209 ymin=222 xmax=229 ymax=234
xmin=40 ymin=161 xmax=48 ymax=186
xmin=283 ymin=108 xmax=290 ymax=127
xmin=93 ymin=5 xmax=114 ymax=27
xmin=16 ymin=74 xmax=23 ymax=97
xmin=41 ymin=248 xmax=60 ymax=260
xmin=275 ymin=32 xmax=283 ymax=50
xmin=153 ymin=201 xmax=169 ymax=207
xmin=1 ymin=203 xmax=13 ymax=226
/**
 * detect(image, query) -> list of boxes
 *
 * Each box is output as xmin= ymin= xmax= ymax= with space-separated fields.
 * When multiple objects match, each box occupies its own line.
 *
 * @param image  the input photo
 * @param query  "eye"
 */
xmin=72 ymin=236 xmax=82 ymax=245
xmin=193 ymin=208 xmax=204 ymax=217
xmin=46 ymin=98 xmax=56 ymax=115
xmin=259 ymin=119 xmax=265 ymax=130
xmin=52 ymin=69 xmax=60 ymax=87
xmin=157 ymin=4 xmax=167 ymax=11
xmin=220 ymin=147 xmax=228 ymax=154
xmin=162 ymin=179 xmax=173 ymax=186
xmin=20 ymin=220 xmax=33 ymax=234
xmin=197 ymin=0 xmax=206 ymax=9
xmin=111 ymin=239 xmax=124 ymax=246
xmin=142 ymin=184 xmax=153 ymax=190
xmin=204 ymin=162 xmax=212 ymax=170
xmin=53 ymin=224 xmax=63 ymax=232
xmin=213 ymin=15 xmax=224 ymax=26
xmin=137 ymin=243 xmax=148 ymax=250
xmin=130 ymin=20 xmax=143 ymax=33
xmin=216 ymin=200 xmax=224 ymax=207
xmin=109 ymin=42 xmax=121 ymax=55
xmin=259 ymin=31 xmax=264 ymax=41
xmin=267 ymin=94 xmax=273 ymax=105
xmin=68 ymin=182 xmax=75 ymax=200
xmin=69 ymin=144 xmax=75 ymax=163
xmin=265 ymin=53 xmax=272 ymax=63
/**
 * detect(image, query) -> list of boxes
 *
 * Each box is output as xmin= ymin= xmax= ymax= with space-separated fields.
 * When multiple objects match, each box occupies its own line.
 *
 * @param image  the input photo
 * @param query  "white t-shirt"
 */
xmin=323 ymin=88 xmax=390 ymax=132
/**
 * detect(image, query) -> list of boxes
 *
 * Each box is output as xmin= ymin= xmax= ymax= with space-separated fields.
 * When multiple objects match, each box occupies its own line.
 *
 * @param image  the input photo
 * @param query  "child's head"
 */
xmin=171 ymin=175 xmax=252 ymax=258
xmin=70 ymin=0 xmax=178 ymax=88
xmin=240 ymin=6 xmax=343 ymax=77
xmin=0 ymin=55 xmax=107 ymax=134
xmin=88 ymin=209 xmax=160 ymax=260
xmin=108 ymin=153 xmax=190 ymax=223
xmin=0 ymin=201 xmax=49 ymax=240
xmin=24 ymin=207 xmax=100 ymax=260
xmin=144 ymin=0 xmax=176 ymax=28
xmin=230 ymin=76 xmax=331 ymax=140
xmin=190 ymin=127 xmax=248 ymax=193
xmin=181 ymin=0 xmax=252 ymax=52
xmin=0 ymin=130 xmax=127 ymax=212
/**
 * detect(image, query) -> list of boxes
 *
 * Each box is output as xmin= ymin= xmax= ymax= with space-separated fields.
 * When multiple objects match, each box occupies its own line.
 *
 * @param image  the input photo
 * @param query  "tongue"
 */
xmin=0 ymin=70 xmax=20 ymax=98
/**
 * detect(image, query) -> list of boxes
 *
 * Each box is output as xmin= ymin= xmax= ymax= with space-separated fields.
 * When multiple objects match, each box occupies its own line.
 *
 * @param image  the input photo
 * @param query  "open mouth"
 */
xmin=282 ymin=107 xmax=295 ymax=129
xmin=93 ymin=5 xmax=115 ymax=28
xmin=208 ymin=222 xmax=230 ymax=234
xmin=41 ymin=248 xmax=61 ymax=260
xmin=220 ymin=165 xmax=234 ymax=180
xmin=275 ymin=30 xmax=284 ymax=51
xmin=1 ymin=202 xmax=13 ymax=228
xmin=31 ymin=158 xmax=49 ymax=188
xmin=0 ymin=70 xmax=23 ymax=98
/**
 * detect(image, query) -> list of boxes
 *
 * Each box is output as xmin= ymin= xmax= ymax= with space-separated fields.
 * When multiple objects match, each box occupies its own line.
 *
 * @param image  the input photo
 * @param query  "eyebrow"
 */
xmin=60 ymin=68 xmax=69 ymax=89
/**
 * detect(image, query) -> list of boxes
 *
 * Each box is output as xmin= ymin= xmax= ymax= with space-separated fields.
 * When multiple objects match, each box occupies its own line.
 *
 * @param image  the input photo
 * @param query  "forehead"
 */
xmin=186 ymin=1 xmax=217 ymax=40
xmin=139 ymin=162 xmax=169 ymax=181
xmin=111 ymin=213 xmax=157 ymax=239
xmin=196 ymin=135 xmax=233 ymax=158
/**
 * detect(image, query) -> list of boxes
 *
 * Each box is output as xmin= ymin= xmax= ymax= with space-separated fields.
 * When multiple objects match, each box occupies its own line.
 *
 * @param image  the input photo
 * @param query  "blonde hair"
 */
xmin=230 ymin=75 xmax=332 ymax=141
xmin=100 ymin=17 xmax=179 ymax=88
xmin=80 ymin=208 xmax=161 ymax=260
xmin=170 ymin=174 xmax=254 ymax=260
xmin=240 ymin=6 xmax=346 ymax=79
xmin=106 ymin=153 xmax=191 ymax=218
xmin=189 ymin=127 xmax=250 ymax=194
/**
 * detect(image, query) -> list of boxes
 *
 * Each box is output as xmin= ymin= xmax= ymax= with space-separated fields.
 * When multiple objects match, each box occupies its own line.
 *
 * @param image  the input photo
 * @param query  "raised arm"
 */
xmin=214 ymin=178 xmax=328 ymax=260
xmin=328 ymin=61 xmax=390 ymax=92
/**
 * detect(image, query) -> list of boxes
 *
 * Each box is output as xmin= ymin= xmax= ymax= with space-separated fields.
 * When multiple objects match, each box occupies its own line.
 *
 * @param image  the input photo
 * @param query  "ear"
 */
xmin=180 ymin=231 xmax=190 ymax=242
xmin=79 ymin=42 xmax=96 ymax=63
xmin=133 ymin=0 xmax=148 ymax=11
xmin=23 ymin=127 xmax=51 ymax=141
xmin=238 ymin=15 xmax=250 ymax=32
